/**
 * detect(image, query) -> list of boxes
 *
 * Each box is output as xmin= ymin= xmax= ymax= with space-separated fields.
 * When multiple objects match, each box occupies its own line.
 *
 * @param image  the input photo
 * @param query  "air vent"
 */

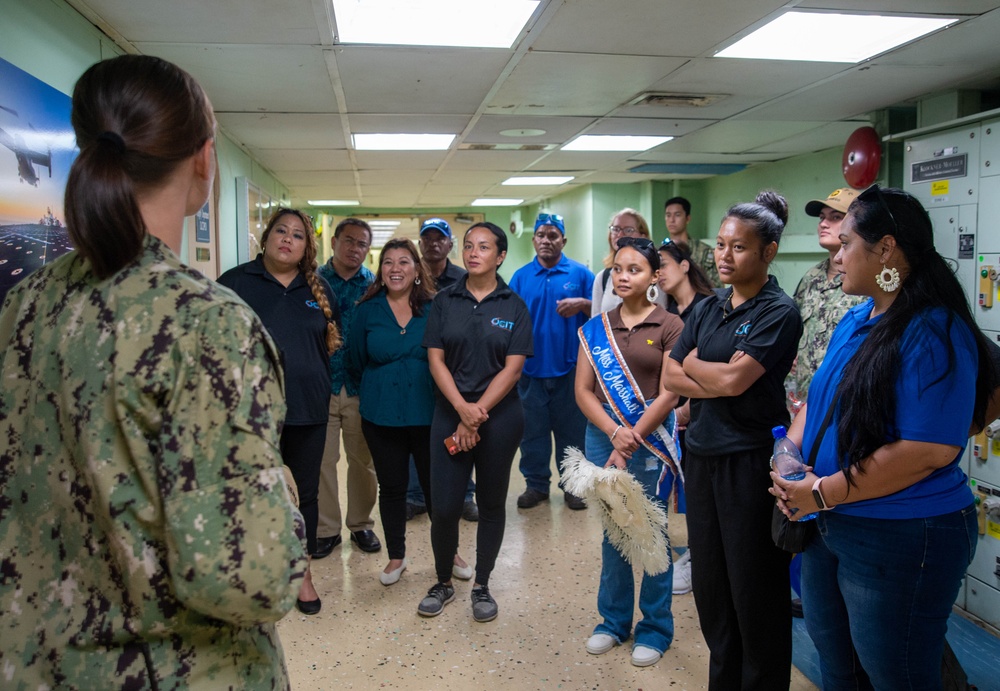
xmin=458 ymin=143 xmax=558 ymax=151
xmin=628 ymin=92 xmax=727 ymax=108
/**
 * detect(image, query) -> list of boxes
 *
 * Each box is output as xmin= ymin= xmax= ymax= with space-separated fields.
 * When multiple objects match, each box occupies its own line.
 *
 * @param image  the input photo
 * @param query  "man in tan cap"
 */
xmin=791 ymin=188 xmax=866 ymax=405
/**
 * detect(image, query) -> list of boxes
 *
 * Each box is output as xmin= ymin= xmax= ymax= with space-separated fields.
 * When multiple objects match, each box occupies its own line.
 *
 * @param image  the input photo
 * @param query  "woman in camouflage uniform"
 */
xmin=0 ymin=55 xmax=306 ymax=689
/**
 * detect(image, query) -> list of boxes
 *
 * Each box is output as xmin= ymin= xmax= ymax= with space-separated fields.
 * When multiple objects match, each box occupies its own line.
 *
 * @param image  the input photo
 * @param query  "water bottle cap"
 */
xmin=771 ymin=425 xmax=787 ymax=439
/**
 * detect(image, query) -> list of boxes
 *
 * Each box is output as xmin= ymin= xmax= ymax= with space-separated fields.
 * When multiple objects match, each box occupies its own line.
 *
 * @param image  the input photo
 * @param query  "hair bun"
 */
xmin=755 ymin=190 xmax=788 ymax=227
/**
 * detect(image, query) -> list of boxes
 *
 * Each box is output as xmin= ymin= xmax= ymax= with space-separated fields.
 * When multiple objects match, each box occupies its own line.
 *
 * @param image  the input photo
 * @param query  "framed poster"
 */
xmin=0 ymin=57 xmax=77 ymax=306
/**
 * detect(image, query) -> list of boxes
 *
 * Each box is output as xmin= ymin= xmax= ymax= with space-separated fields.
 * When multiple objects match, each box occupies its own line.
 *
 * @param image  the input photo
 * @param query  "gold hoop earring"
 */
xmin=875 ymin=265 xmax=900 ymax=292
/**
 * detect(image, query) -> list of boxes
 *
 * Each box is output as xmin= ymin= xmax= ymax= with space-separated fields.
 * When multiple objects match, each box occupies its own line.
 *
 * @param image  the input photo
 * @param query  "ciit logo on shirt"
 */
xmin=491 ymin=317 xmax=514 ymax=331
xmin=735 ymin=321 xmax=751 ymax=336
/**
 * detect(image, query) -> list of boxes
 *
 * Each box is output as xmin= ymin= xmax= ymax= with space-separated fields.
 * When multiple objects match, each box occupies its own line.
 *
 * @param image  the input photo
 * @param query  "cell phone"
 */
xmin=444 ymin=435 xmax=460 ymax=455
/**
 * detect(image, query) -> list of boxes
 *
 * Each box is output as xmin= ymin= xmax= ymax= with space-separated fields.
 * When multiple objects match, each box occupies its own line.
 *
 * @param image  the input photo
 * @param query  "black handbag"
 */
xmin=770 ymin=399 xmax=836 ymax=553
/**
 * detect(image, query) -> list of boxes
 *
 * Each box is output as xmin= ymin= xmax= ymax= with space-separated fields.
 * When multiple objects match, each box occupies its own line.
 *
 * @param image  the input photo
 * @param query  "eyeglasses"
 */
xmin=339 ymin=235 xmax=371 ymax=251
xmin=858 ymin=184 xmax=899 ymax=236
xmin=536 ymin=213 xmax=563 ymax=226
xmin=616 ymin=237 xmax=654 ymax=251
xmin=608 ymin=225 xmax=639 ymax=235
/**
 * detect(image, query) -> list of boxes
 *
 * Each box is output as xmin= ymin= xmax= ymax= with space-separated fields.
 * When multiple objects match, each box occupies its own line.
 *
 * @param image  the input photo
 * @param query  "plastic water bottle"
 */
xmin=771 ymin=425 xmax=817 ymax=521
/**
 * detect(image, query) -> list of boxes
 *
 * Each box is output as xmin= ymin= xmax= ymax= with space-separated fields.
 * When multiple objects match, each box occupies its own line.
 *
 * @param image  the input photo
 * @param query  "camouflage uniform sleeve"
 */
xmin=153 ymin=301 xmax=307 ymax=626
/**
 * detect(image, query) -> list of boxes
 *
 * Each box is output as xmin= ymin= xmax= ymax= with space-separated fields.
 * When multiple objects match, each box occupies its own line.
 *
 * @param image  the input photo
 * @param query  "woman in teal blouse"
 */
xmin=348 ymin=238 xmax=471 ymax=585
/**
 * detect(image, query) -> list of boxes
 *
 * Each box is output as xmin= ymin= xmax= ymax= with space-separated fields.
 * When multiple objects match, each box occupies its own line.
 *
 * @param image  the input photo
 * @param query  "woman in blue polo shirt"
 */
xmin=418 ymin=222 xmax=533 ymax=623
xmin=665 ymin=191 xmax=803 ymax=689
xmin=218 ymin=207 xmax=340 ymax=615
xmin=770 ymin=186 xmax=997 ymax=690
xmin=347 ymin=238 xmax=472 ymax=586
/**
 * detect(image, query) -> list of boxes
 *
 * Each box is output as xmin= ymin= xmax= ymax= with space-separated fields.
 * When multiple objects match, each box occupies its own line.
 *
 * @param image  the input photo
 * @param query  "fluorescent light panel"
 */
xmin=502 ymin=176 xmax=574 ymax=186
xmin=333 ymin=0 xmax=539 ymax=48
xmin=352 ymin=133 xmax=455 ymax=150
xmin=562 ymin=135 xmax=672 ymax=152
xmin=716 ymin=11 xmax=958 ymax=63
xmin=471 ymin=198 xmax=524 ymax=206
xmin=308 ymin=199 xmax=359 ymax=206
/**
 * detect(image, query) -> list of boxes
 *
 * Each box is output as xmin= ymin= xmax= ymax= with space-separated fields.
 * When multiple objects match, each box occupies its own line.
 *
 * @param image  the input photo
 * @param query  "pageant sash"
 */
xmin=578 ymin=313 xmax=682 ymax=483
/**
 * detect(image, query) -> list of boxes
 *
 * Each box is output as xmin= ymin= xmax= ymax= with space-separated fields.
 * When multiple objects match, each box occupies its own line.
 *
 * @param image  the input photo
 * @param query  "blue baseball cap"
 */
xmin=534 ymin=212 xmax=565 ymax=235
xmin=420 ymin=217 xmax=452 ymax=238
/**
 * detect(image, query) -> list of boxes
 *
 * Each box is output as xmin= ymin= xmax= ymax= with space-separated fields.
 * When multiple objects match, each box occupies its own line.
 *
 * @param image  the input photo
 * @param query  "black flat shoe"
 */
xmin=296 ymin=598 xmax=321 ymax=615
xmin=350 ymin=530 xmax=382 ymax=553
xmin=311 ymin=535 xmax=342 ymax=559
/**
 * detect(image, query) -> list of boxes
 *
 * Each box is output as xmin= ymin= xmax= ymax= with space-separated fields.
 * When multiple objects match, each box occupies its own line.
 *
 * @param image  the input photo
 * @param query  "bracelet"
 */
xmin=812 ymin=476 xmax=832 ymax=511
xmin=609 ymin=425 xmax=623 ymax=442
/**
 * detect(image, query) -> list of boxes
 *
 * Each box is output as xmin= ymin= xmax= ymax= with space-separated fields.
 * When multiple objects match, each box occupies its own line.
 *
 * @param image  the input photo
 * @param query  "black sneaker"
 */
xmin=517 ymin=488 xmax=549 ymax=509
xmin=564 ymin=492 xmax=587 ymax=510
xmin=406 ymin=503 xmax=427 ymax=521
xmin=461 ymin=500 xmax=479 ymax=522
xmin=417 ymin=583 xmax=455 ymax=617
xmin=471 ymin=585 xmax=498 ymax=622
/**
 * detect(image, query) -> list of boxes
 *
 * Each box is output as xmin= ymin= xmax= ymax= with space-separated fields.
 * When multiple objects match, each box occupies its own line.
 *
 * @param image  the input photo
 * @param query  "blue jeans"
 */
xmin=802 ymin=505 xmax=977 ymax=691
xmin=407 ymin=456 xmax=474 ymax=505
xmin=585 ymin=416 xmax=674 ymax=654
xmin=518 ymin=372 xmax=587 ymax=494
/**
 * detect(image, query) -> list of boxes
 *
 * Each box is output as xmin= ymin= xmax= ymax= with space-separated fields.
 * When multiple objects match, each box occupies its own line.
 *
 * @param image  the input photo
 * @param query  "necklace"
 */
xmin=722 ymin=290 xmax=734 ymax=318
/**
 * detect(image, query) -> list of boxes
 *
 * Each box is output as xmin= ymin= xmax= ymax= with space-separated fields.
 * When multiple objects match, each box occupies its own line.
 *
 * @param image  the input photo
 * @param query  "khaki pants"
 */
xmin=317 ymin=389 xmax=377 ymax=536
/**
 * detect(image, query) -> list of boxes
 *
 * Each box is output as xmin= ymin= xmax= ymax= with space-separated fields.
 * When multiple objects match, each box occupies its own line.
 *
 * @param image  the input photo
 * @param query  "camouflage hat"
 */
xmin=805 ymin=188 xmax=859 ymax=216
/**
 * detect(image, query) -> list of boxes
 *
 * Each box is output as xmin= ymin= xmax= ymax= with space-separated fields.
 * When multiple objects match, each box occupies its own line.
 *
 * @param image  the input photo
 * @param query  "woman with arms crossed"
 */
xmin=771 ymin=186 xmax=997 ymax=690
xmin=664 ymin=191 xmax=803 ymax=690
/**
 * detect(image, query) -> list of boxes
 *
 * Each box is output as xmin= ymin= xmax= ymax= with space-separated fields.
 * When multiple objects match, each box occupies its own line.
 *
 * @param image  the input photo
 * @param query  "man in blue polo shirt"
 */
xmin=509 ymin=213 xmax=594 ymax=510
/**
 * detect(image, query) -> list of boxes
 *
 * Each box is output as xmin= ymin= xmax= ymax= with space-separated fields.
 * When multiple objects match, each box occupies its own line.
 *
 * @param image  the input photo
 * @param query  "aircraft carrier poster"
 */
xmin=0 ymin=57 xmax=76 ymax=306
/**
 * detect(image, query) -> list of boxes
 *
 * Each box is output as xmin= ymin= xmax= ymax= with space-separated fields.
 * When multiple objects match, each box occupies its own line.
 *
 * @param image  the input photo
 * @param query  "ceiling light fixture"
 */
xmin=332 ymin=0 xmax=540 ymax=48
xmin=471 ymin=198 xmax=524 ymax=206
xmin=562 ymin=135 xmax=672 ymax=152
xmin=308 ymin=199 xmax=360 ymax=206
xmin=715 ymin=11 xmax=958 ymax=63
xmin=353 ymin=133 xmax=456 ymax=150
xmin=502 ymin=176 xmax=574 ymax=186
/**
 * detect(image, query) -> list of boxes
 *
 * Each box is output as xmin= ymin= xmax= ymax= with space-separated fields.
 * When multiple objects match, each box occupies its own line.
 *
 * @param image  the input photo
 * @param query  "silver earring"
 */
xmin=415 ymin=277 xmax=421 ymax=285
xmin=646 ymin=284 xmax=660 ymax=302
xmin=875 ymin=265 xmax=900 ymax=292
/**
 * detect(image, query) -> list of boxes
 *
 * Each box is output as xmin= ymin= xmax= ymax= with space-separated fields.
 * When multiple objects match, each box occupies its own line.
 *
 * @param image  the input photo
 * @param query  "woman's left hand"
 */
xmin=769 ymin=469 xmax=817 ymax=520
xmin=454 ymin=422 xmax=480 ymax=452
xmin=604 ymin=449 xmax=628 ymax=470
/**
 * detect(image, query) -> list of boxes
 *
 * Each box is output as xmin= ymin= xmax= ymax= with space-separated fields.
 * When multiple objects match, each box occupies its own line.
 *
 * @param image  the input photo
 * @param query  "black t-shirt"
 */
xmin=669 ymin=276 xmax=802 ymax=455
xmin=218 ymin=256 xmax=340 ymax=425
xmin=423 ymin=275 xmax=533 ymax=396
xmin=434 ymin=260 xmax=467 ymax=291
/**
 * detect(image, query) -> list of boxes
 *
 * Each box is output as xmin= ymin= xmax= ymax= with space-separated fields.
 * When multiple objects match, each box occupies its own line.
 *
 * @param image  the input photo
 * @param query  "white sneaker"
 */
xmin=631 ymin=644 xmax=662 ymax=667
xmin=586 ymin=633 xmax=618 ymax=655
xmin=672 ymin=554 xmax=692 ymax=595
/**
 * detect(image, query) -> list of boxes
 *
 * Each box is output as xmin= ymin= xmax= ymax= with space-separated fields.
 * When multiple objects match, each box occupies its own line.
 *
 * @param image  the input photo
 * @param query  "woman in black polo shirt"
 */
xmin=418 ymin=222 xmax=533 ymax=623
xmin=218 ymin=208 xmax=340 ymax=615
xmin=664 ymin=191 xmax=803 ymax=689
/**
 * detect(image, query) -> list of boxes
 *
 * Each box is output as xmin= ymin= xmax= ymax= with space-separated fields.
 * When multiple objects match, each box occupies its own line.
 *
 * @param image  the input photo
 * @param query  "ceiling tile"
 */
xmin=354 ymin=151 xmax=449 ymax=169
xmin=218 ymin=113 xmax=346 ymax=149
xmin=465 ymin=115 xmax=596 ymax=144
xmin=249 ymin=149 xmax=353 ymax=172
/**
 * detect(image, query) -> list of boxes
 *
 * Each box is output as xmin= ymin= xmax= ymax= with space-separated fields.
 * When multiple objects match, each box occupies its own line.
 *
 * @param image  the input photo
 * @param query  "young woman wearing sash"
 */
xmin=664 ymin=191 xmax=803 ymax=690
xmin=574 ymin=237 xmax=684 ymax=667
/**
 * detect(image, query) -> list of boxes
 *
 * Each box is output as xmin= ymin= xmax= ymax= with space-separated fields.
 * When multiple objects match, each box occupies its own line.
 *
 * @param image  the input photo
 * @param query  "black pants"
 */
xmin=361 ymin=420 xmax=432 ymax=560
xmin=280 ymin=423 xmax=327 ymax=554
xmin=685 ymin=447 xmax=791 ymax=691
xmin=430 ymin=391 xmax=523 ymax=586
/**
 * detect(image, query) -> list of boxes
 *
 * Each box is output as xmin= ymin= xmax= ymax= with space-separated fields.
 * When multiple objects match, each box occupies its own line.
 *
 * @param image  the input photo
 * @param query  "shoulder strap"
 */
xmin=806 ymin=398 xmax=838 ymax=467
xmin=602 ymin=268 xmax=611 ymax=292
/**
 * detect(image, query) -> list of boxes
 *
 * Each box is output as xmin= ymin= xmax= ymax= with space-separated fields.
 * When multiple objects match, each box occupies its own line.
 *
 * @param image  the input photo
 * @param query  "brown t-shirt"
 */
xmin=591 ymin=305 xmax=684 ymax=402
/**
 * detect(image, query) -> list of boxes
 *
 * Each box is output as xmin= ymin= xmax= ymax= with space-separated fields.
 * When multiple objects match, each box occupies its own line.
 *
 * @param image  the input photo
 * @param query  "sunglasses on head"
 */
xmin=616 ymin=236 xmax=654 ymax=251
xmin=858 ymin=184 xmax=899 ymax=236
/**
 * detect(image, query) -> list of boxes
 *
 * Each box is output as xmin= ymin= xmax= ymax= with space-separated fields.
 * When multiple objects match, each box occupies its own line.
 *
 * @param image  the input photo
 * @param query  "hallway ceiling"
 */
xmin=67 ymin=0 xmax=1000 ymax=209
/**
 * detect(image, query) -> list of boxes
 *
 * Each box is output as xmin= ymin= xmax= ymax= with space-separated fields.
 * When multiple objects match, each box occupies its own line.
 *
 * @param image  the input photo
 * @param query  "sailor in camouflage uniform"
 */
xmin=664 ymin=196 xmax=722 ymax=288
xmin=0 ymin=55 xmax=306 ymax=690
xmin=792 ymin=187 xmax=867 ymax=401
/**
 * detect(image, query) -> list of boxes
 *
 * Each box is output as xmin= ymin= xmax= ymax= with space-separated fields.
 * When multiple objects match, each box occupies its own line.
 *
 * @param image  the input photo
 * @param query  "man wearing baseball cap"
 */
xmin=509 ymin=213 xmax=594 ymax=511
xmin=792 ymin=188 xmax=867 ymax=404
xmin=419 ymin=218 xmax=466 ymax=291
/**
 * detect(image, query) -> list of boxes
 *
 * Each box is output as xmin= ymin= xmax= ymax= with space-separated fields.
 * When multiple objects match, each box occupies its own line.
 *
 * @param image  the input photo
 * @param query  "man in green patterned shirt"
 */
xmin=664 ymin=196 xmax=722 ymax=288
xmin=791 ymin=187 xmax=866 ymax=403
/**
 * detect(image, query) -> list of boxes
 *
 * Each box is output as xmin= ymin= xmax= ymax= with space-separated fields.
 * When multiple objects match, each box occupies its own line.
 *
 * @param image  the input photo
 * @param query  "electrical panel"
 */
xmin=905 ymin=118 xmax=1000 ymax=632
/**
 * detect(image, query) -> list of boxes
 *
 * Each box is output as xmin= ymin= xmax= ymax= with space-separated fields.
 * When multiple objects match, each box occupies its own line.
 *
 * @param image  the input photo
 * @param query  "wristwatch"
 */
xmin=812 ymin=476 xmax=830 ymax=511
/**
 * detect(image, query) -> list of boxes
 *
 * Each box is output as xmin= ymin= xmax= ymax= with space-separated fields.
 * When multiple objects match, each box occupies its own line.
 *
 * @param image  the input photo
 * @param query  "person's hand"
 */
xmin=457 ymin=401 xmax=488 ymax=429
xmin=674 ymin=401 xmax=691 ymax=429
xmin=604 ymin=449 xmax=628 ymax=470
xmin=610 ymin=425 xmax=642 ymax=458
xmin=454 ymin=422 xmax=481 ymax=452
xmin=769 ymin=468 xmax=817 ymax=520
xmin=729 ymin=350 xmax=746 ymax=364
xmin=556 ymin=297 xmax=588 ymax=318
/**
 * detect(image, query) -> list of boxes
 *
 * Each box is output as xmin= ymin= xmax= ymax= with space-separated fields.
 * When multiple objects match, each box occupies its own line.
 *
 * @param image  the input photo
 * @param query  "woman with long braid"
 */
xmin=219 ymin=207 xmax=341 ymax=615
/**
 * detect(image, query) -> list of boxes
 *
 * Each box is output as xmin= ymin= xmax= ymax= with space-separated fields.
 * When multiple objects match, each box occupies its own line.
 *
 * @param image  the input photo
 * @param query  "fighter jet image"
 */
xmin=0 ymin=105 xmax=52 ymax=186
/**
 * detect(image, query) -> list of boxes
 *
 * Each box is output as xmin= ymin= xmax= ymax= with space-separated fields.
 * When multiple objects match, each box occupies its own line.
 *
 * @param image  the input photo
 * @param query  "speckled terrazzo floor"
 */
xmin=277 ymin=450 xmax=819 ymax=691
